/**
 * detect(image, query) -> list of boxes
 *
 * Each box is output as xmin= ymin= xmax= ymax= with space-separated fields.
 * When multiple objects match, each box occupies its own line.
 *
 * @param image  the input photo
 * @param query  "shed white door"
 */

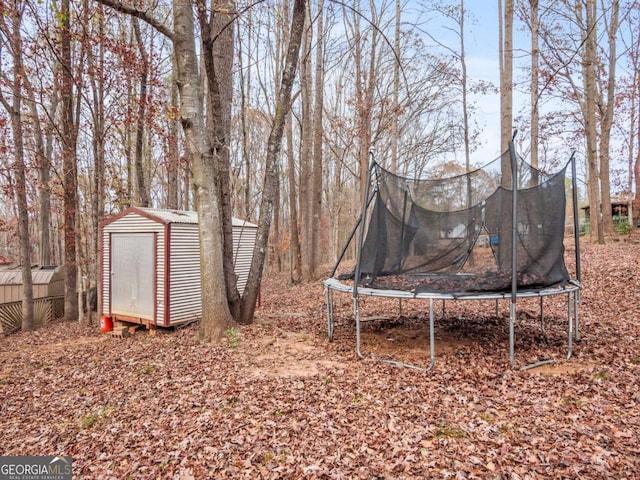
xmin=111 ymin=233 xmax=155 ymax=319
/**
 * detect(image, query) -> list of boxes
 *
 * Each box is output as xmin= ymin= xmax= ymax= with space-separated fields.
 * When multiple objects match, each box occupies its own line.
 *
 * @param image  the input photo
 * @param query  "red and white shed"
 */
xmin=100 ymin=207 xmax=257 ymax=327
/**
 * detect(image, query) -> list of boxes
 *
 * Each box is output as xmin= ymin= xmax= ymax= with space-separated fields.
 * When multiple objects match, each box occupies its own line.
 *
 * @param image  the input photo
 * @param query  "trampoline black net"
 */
xmin=337 ymin=150 xmax=571 ymax=296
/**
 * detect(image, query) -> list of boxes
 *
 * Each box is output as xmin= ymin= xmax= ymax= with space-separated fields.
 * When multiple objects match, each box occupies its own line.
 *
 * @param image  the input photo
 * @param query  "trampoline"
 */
xmin=324 ymin=140 xmax=581 ymax=369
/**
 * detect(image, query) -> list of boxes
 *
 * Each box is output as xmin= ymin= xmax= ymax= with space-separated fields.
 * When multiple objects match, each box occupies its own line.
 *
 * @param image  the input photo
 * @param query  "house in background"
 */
xmin=581 ymin=201 xmax=637 ymax=234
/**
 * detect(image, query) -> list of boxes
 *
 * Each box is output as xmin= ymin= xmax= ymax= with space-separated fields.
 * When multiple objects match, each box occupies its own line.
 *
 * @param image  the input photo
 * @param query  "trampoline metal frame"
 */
xmin=323 ymin=277 xmax=581 ymax=370
xmin=325 ymin=142 xmax=582 ymax=370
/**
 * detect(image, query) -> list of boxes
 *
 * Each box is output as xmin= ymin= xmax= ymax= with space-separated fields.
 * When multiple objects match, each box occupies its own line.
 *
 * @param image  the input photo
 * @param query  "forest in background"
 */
xmin=1 ymin=0 xmax=639 ymax=333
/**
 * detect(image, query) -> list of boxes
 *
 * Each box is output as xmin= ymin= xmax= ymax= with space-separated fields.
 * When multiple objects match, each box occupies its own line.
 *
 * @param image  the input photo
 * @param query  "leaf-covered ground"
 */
xmin=1 ymin=240 xmax=640 ymax=479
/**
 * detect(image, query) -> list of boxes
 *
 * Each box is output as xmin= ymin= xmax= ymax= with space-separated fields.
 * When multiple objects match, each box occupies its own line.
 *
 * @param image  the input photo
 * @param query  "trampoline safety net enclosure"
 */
xmin=324 ymin=141 xmax=581 ymax=369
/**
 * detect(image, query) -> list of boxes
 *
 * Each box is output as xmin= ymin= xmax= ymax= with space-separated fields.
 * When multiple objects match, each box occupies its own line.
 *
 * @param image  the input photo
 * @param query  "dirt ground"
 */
xmin=1 ymin=239 xmax=639 ymax=479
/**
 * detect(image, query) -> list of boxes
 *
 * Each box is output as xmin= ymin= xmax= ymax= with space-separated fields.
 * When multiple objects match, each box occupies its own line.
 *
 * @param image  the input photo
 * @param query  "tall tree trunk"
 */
xmin=352 ymin=0 xmax=378 ymax=202
xmin=460 ymin=1 xmax=470 ymax=176
xmin=173 ymin=0 xmax=234 ymax=342
xmin=287 ymin=110 xmax=302 ymax=283
xmin=598 ymin=0 xmax=619 ymax=236
xmin=89 ymin=4 xmax=106 ymax=321
xmin=530 ymin=0 xmax=539 ymax=174
xmin=61 ymin=0 xmax=79 ymax=322
xmin=635 ymin=59 xmax=640 ymax=227
xmin=239 ymin=0 xmax=306 ymax=324
xmin=238 ymin=12 xmax=252 ymax=220
xmin=24 ymin=72 xmax=56 ymax=266
xmin=272 ymin=170 xmax=281 ymax=272
xmin=391 ymin=0 xmax=400 ymax=173
xmin=280 ymin=0 xmax=300 ymax=281
xmin=583 ymin=0 xmax=604 ymax=243
xmin=310 ymin=0 xmax=324 ymax=275
xmin=124 ymin=74 xmax=133 ymax=208
xmin=213 ymin=0 xmax=239 ymax=315
xmin=196 ymin=0 xmax=240 ymax=318
xmin=299 ymin=2 xmax=313 ymax=281
xmin=133 ymin=17 xmax=150 ymax=207
xmin=167 ymin=56 xmax=180 ymax=210
xmin=499 ymin=0 xmax=513 ymax=188
xmin=0 ymin=1 xmax=34 ymax=330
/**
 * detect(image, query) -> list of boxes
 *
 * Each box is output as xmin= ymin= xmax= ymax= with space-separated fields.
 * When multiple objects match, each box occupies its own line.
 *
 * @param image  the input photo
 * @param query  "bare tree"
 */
xmin=529 ymin=0 xmax=540 ymax=172
xmin=299 ymin=0 xmax=314 ymax=281
xmin=132 ymin=17 xmax=150 ymax=207
xmin=196 ymin=0 xmax=242 ymax=318
xmin=60 ymin=0 xmax=80 ymax=321
xmin=499 ymin=0 xmax=514 ymax=187
xmin=239 ymin=0 xmax=307 ymax=323
xmin=166 ymin=64 xmax=180 ymax=210
xmin=583 ymin=0 xmax=604 ymax=243
xmin=0 ymin=0 xmax=34 ymax=330
xmin=390 ymin=0 xmax=400 ymax=173
xmin=310 ymin=0 xmax=325 ymax=276
xmin=596 ymin=0 xmax=619 ymax=236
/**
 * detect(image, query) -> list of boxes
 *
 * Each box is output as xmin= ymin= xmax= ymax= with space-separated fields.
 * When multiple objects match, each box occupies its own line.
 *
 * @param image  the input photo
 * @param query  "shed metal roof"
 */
xmin=108 ymin=207 xmax=258 ymax=228
xmin=0 ymin=266 xmax=63 ymax=285
xmin=136 ymin=207 xmax=198 ymax=224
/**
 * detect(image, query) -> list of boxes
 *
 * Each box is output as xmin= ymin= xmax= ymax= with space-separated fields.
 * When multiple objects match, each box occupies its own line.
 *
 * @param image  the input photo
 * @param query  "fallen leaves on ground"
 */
xmin=1 ymin=240 xmax=640 ymax=479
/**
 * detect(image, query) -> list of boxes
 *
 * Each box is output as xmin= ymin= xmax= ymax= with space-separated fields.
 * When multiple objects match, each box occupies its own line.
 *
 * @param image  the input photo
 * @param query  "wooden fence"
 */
xmin=0 ymin=296 xmax=65 ymax=334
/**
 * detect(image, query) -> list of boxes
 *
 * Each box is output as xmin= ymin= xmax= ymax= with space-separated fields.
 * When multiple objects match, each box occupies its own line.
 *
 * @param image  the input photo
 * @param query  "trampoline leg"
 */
xmin=495 ymin=299 xmax=499 ymax=317
xmin=398 ymin=298 xmax=403 ymax=318
xmin=442 ymin=299 xmax=446 ymax=318
xmin=575 ymin=290 xmax=581 ymax=342
xmin=540 ymin=297 xmax=545 ymax=337
xmin=509 ymin=302 xmax=516 ymax=366
xmin=428 ymin=298 xmax=435 ymax=370
xmin=567 ymin=292 xmax=574 ymax=360
xmin=325 ymin=287 xmax=334 ymax=342
xmin=354 ymin=296 xmax=364 ymax=359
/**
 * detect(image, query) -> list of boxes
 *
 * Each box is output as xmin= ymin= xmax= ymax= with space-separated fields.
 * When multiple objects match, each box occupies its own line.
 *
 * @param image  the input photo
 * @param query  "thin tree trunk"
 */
xmin=584 ymin=0 xmax=604 ymax=243
xmin=299 ymin=2 xmax=313 ymax=281
xmin=310 ymin=0 xmax=324 ymax=275
xmin=167 ymin=56 xmax=180 ymax=210
xmin=460 ymin=1 xmax=470 ymax=174
xmin=598 ymin=0 xmax=619 ymax=236
xmin=635 ymin=60 xmax=640 ymax=227
xmin=287 ymin=110 xmax=302 ymax=283
xmin=391 ymin=0 xmax=400 ymax=173
xmin=133 ymin=17 xmax=150 ymax=207
xmin=0 ymin=2 xmax=34 ymax=330
xmin=24 ymin=73 xmax=56 ymax=267
xmin=239 ymin=0 xmax=306 ymax=324
xmin=530 ymin=0 xmax=539 ymax=174
xmin=238 ymin=14 xmax=252 ymax=220
xmin=89 ymin=4 xmax=106 ymax=321
xmin=499 ymin=0 xmax=514 ymax=188
xmin=125 ymin=63 xmax=133 ymax=207
xmin=273 ymin=170 xmax=281 ymax=272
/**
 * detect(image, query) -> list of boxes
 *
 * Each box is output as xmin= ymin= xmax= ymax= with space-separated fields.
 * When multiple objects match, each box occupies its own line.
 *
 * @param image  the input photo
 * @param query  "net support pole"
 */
xmin=509 ymin=138 xmax=519 ymax=366
xmin=354 ymin=153 xmax=376 ymax=359
xmin=570 ymin=151 xmax=581 ymax=341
